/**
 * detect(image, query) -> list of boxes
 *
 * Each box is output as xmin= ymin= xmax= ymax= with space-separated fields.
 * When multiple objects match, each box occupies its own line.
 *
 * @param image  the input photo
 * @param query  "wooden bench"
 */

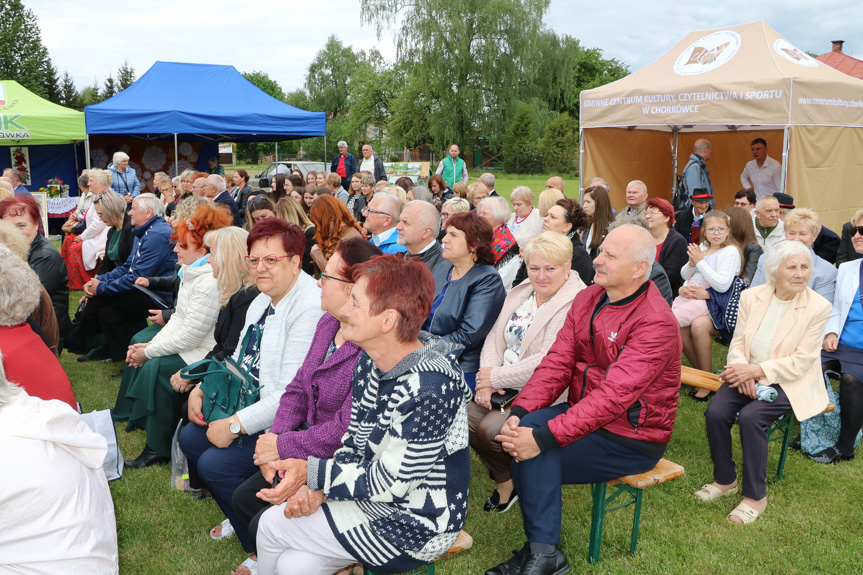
xmin=680 ymin=366 xmax=835 ymax=480
xmin=362 ymin=530 xmax=473 ymax=575
xmin=588 ymin=458 xmax=685 ymax=563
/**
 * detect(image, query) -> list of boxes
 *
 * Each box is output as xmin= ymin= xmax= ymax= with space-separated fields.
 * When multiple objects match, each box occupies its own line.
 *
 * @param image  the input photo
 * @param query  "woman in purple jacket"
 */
xmin=226 ymin=238 xmax=382 ymax=575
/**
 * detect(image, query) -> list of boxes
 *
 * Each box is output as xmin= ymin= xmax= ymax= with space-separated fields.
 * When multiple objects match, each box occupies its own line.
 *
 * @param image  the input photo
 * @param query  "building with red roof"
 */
xmin=816 ymin=41 xmax=863 ymax=80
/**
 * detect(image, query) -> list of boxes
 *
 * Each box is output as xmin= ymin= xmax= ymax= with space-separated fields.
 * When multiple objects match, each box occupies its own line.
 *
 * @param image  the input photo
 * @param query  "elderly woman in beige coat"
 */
xmin=695 ymin=240 xmax=831 ymax=525
xmin=469 ymin=232 xmax=586 ymax=514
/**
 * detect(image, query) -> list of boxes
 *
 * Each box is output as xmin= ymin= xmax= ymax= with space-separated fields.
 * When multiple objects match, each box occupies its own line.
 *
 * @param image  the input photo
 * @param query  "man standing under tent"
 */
xmin=681 ymin=139 xmax=713 ymax=208
xmin=740 ymin=138 xmax=781 ymax=200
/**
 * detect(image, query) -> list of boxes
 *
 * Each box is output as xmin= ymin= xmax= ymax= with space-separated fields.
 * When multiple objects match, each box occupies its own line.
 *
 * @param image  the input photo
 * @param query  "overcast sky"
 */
xmin=28 ymin=0 xmax=863 ymax=93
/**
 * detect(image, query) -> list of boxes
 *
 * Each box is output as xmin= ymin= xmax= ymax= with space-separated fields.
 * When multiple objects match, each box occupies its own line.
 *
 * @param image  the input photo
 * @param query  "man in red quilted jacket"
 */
xmin=486 ymin=225 xmax=682 ymax=575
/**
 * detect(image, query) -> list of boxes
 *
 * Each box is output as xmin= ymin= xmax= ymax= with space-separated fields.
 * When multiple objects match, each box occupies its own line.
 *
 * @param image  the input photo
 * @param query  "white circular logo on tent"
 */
xmin=674 ymin=31 xmax=742 ymax=75
xmin=773 ymin=39 xmax=818 ymax=67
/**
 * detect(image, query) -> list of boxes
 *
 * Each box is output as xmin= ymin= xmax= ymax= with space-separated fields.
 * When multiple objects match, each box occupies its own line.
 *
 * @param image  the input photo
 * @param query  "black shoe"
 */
xmin=190 ymin=489 xmax=211 ymax=501
xmin=689 ymin=388 xmax=713 ymax=403
xmin=789 ymin=436 xmax=801 ymax=451
xmin=125 ymin=446 xmax=170 ymax=469
xmin=485 ymin=543 xmax=529 ymax=575
xmin=484 ymin=488 xmax=519 ymax=513
xmin=520 ymin=547 xmax=571 ymax=575
xmin=807 ymin=446 xmax=854 ymax=464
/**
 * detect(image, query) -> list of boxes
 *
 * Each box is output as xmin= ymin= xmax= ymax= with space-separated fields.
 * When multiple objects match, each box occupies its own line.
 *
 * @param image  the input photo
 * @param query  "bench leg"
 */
xmin=630 ymin=488 xmax=643 ymax=556
xmin=588 ymin=482 xmax=607 ymax=564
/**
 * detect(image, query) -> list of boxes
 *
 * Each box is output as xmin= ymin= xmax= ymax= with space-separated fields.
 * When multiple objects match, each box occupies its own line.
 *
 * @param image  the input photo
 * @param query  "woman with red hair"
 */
xmin=308 ymin=194 xmax=363 ymax=274
xmin=644 ymin=197 xmax=689 ymax=296
xmin=116 ymin=203 xmax=232 ymax=468
xmin=425 ymin=211 xmax=506 ymax=391
xmin=0 ymin=196 xmax=70 ymax=337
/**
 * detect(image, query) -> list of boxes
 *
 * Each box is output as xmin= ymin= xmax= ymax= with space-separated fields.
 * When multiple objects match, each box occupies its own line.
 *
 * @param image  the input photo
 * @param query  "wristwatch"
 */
xmin=229 ymin=417 xmax=241 ymax=435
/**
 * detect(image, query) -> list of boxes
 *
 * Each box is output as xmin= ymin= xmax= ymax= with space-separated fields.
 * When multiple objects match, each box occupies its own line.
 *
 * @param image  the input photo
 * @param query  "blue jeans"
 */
xmin=511 ymin=404 xmax=659 ymax=545
xmin=179 ymin=422 xmax=262 ymax=552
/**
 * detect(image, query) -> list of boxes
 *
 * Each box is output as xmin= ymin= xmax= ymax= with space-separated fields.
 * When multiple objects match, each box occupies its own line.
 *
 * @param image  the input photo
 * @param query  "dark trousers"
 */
xmin=231 ymin=473 xmax=273 ymax=554
xmin=468 ymin=402 xmax=513 ymax=483
xmin=78 ymin=290 xmax=153 ymax=361
xmin=705 ymin=383 xmax=792 ymax=500
xmin=179 ymin=422 xmax=262 ymax=552
xmin=511 ymin=404 xmax=659 ymax=545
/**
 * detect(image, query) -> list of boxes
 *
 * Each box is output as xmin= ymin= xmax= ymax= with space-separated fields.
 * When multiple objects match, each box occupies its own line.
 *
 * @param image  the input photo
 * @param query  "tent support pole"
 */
xmin=84 ymin=136 xmax=91 ymax=170
xmin=174 ymin=134 xmax=179 ymax=177
xmin=324 ymin=133 xmax=327 ymax=162
xmin=672 ymin=127 xmax=679 ymax=197
xmin=578 ymin=128 xmax=584 ymax=202
xmin=780 ymin=126 xmax=790 ymax=193
xmin=275 ymin=142 xmax=279 ymax=163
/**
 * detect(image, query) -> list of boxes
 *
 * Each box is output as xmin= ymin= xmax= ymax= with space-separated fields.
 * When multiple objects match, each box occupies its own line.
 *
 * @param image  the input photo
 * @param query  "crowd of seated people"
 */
xmin=6 ymin=154 xmax=863 ymax=575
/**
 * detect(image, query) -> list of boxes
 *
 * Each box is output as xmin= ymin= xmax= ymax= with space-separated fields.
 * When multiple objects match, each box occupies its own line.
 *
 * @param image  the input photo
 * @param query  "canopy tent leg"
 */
xmin=578 ymin=128 xmax=585 ymax=201
xmin=780 ymin=126 xmax=790 ymax=193
xmin=671 ymin=128 xmax=679 ymax=196
xmin=84 ymin=136 xmax=91 ymax=170
xmin=275 ymin=142 xmax=279 ymax=163
xmin=174 ymin=134 xmax=179 ymax=177
xmin=73 ymin=143 xmax=79 ymax=178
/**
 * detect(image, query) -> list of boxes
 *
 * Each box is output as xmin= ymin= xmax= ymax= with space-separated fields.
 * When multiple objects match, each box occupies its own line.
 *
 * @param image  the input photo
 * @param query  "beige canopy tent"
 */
xmin=579 ymin=20 xmax=863 ymax=233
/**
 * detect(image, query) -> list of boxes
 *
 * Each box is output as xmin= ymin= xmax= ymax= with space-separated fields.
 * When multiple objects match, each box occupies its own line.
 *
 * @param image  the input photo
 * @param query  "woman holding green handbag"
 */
xmin=179 ymin=218 xmax=323 ymax=556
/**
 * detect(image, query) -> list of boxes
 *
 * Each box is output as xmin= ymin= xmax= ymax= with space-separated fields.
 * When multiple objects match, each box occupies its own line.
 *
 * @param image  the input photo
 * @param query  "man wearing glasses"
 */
xmin=674 ymin=189 xmax=712 ymax=244
xmin=363 ymin=192 xmax=407 ymax=255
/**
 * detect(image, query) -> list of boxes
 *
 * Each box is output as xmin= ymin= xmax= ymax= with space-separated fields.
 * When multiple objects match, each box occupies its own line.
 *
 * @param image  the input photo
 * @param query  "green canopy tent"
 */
xmin=0 ymin=80 xmax=87 ymax=193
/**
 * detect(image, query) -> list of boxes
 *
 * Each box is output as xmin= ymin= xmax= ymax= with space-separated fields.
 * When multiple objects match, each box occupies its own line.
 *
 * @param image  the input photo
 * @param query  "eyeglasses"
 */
xmin=704 ymin=227 xmax=728 ymax=234
xmin=644 ymin=210 xmax=663 ymax=216
xmin=851 ymin=226 xmax=863 ymax=237
xmin=320 ymin=273 xmax=351 ymax=284
xmin=191 ymin=185 xmax=205 ymax=190
xmin=362 ymin=206 xmax=389 ymax=217
xmin=245 ymin=254 xmax=290 ymax=269
xmin=172 ymin=185 xmax=178 ymax=189
xmin=441 ymin=211 xmax=453 ymax=220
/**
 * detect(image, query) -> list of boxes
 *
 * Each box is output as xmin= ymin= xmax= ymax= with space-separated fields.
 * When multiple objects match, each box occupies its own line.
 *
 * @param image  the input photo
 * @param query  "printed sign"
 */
xmin=674 ymin=31 xmax=742 ymax=75
xmin=774 ymin=39 xmax=819 ymax=67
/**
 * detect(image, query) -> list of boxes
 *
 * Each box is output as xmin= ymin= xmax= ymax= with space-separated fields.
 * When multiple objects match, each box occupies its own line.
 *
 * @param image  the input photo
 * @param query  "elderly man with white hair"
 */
xmin=396 ymin=200 xmax=444 ymax=270
xmin=0 ymin=350 xmax=119 ymax=574
xmin=358 ymin=144 xmax=387 ymax=182
xmin=330 ymin=140 xmax=357 ymax=191
xmin=67 ymin=194 xmax=177 ymax=362
xmin=363 ymin=192 xmax=407 ymax=254
xmin=615 ymin=179 xmax=648 ymax=222
xmin=107 ymin=151 xmax=142 ymax=204
xmin=204 ymin=174 xmax=241 ymax=226
xmin=485 ymin=224 xmax=682 ymax=575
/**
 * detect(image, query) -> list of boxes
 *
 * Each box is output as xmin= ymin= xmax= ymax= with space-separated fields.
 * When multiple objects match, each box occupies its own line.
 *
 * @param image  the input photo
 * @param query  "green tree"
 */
xmin=503 ymin=102 xmax=541 ymax=174
xmin=361 ymin=0 xmax=550 ymax=151
xmin=345 ymin=52 xmax=401 ymax=145
xmin=538 ymin=112 xmax=579 ymax=174
xmin=242 ymin=71 xmax=286 ymax=101
xmin=117 ymin=60 xmax=136 ymax=90
xmin=78 ymin=82 xmax=102 ymax=107
xmin=387 ymin=77 xmax=431 ymax=150
xmin=102 ymin=74 xmax=117 ymax=99
xmin=59 ymin=71 xmax=79 ymax=108
xmin=0 ymin=0 xmax=53 ymax=97
xmin=42 ymin=57 xmax=60 ymax=103
xmin=306 ymin=36 xmax=361 ymax=119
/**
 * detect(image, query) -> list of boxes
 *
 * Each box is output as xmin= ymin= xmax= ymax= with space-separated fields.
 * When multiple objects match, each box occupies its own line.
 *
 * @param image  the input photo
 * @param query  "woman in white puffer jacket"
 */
xmin=115 ymin=203 xmax=233 ymax=468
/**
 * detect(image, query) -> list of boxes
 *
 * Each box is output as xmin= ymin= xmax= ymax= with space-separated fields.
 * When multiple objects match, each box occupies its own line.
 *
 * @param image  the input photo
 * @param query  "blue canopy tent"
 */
xmin=84 ymin=61 xmax=326 ymax=174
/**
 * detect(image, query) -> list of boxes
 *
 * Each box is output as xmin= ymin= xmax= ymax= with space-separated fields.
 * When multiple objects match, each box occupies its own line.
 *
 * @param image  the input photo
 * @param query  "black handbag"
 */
xmin=489 ymin=389 xmax=520 ymax=414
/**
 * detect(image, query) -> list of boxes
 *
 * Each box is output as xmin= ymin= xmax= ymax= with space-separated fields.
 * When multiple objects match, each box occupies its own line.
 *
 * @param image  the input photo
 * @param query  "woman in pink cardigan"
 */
xmin=469 ymin=232 xmax=586 ymax=513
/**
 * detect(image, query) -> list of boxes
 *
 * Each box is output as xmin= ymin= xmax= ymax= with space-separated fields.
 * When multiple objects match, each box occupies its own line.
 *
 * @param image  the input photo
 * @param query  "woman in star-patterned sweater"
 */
xmin=254 ymin=256 xmax=472 ymax=575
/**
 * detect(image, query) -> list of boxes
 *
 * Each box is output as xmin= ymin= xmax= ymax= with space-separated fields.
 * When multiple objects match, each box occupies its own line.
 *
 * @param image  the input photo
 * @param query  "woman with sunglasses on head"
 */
xmin=179 ymin=218 xmax=324 ymax=553
xmin=244 ymin=196 xmax=276 ymax=231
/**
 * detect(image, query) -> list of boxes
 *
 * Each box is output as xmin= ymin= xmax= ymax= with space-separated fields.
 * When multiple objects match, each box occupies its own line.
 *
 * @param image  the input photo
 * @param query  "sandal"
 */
xmin=689 ymin=388 xmax=714 ymax=402
xmin=692 ymin=483 xmax=737 ymax=501
xmin=727 ymin=502 xmax=762 ymax=524
xmin=231 ymin=557 xmax=257 ymax=575
xmin=210 ymin=518 xmax=235 ymax=541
